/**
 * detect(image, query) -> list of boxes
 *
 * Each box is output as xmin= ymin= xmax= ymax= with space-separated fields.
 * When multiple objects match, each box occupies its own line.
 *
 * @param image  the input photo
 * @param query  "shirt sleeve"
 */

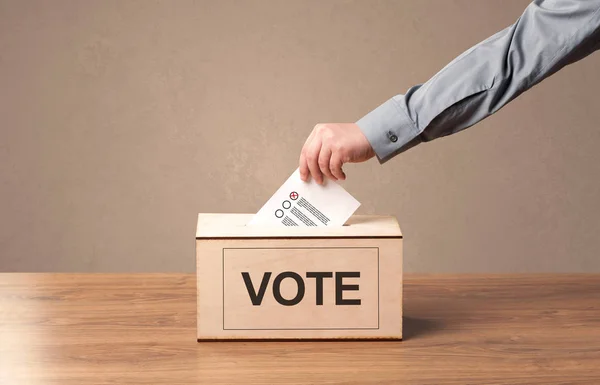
xmin=356 ymin=0 xmax=600 ymax=163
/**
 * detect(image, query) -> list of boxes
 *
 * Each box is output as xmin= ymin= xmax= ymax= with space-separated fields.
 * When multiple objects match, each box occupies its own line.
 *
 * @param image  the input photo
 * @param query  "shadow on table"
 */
xmin=402 ymin=316 xmax=445 ymax=341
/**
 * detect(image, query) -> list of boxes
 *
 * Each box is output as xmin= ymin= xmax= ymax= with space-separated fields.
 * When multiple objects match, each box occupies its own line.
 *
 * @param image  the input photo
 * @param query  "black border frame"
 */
xmin=222 ymin=247 xmax=380 ymax=331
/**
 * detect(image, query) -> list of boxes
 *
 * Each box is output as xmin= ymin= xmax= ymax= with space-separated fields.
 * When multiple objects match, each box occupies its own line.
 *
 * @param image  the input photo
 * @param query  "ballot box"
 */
xmin=196 ymin=213 xmax=403 ymax=340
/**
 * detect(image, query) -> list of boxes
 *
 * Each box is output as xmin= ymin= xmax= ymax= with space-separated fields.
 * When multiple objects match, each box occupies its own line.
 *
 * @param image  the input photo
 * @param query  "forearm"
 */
xmin=357 ymin=0 xmax=600 ymax=163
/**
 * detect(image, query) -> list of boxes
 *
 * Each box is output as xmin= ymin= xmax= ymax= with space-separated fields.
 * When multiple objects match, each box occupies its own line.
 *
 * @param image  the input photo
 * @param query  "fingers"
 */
xmin=300 ymin=124 xmax=350 ymax=184
xmin=299 ymin=127 xmax=318 ymax=181
xmin=299 ymin=151 xmax=309 ymax=182
xmin=318 ymin=146 xmax=336 ymax=181
xmin=306 ymin=137 xmax=323 ymax=184
xmin=330 ymin=152 xmax=346 ymax=181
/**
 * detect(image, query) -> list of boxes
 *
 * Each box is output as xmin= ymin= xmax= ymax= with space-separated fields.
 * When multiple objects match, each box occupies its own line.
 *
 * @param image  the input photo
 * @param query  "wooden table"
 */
xmin=1 ymin=274 xmax=599 ymax=384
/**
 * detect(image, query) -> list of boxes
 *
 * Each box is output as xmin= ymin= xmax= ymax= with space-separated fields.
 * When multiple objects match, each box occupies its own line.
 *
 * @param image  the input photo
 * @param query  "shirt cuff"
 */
xmin=356 ymin=97 xmax=421 ymax=163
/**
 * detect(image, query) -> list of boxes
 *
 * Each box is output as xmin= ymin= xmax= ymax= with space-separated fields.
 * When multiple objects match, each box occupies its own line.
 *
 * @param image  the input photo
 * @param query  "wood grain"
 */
xmin=1 ymin=274 xmax=600 ymax=384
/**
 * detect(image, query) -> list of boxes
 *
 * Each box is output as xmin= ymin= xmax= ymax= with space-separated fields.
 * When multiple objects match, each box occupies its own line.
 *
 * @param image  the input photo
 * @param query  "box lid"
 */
xmin=196 ymin=213 xmax=402 ymax=239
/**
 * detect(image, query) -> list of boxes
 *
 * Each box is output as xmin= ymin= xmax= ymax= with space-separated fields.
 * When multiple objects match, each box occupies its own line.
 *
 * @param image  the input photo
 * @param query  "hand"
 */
xmin=299 ymin=123 xmax=375 ymax=184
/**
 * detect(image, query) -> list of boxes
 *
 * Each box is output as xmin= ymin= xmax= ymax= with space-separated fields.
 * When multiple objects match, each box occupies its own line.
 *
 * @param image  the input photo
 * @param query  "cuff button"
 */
xmin=390 ymin=134 xmax=398 ymax=143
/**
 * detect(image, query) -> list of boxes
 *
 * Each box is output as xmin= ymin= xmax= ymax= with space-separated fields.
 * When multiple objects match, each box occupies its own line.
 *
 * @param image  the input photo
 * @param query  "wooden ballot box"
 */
xmin=196 ymin=213 xmax=403 ymax=340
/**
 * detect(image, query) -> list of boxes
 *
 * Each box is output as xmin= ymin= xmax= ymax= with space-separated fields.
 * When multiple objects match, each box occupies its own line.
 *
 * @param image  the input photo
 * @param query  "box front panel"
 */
xmin=197 ymin=238 xmax=402 ymax=340
xmin=223 ymin=247 xmax=379 ymax=330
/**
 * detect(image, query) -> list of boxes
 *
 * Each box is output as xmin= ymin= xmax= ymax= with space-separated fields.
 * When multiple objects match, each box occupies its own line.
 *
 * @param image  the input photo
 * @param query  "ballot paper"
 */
xmin=248 ymin=168 xmax=360 ymax=227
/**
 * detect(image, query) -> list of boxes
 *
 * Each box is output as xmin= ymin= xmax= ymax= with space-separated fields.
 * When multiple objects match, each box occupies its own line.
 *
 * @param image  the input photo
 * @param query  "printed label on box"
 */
xmin=222 ymin=247 xmax=379 ymax=330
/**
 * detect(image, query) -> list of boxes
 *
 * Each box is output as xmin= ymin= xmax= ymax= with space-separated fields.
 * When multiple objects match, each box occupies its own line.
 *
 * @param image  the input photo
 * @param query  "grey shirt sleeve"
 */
xmin=356 ymin=0 xmax=600 ymax=163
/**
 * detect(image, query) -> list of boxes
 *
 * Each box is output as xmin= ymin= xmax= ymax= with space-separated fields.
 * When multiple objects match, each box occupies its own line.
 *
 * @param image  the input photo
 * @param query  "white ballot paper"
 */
xmin=248 ymin=168 xmax=360 ymax=227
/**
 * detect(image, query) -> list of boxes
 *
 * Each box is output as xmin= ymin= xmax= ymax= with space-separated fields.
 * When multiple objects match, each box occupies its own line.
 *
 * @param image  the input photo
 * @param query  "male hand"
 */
xmin=299 ymin=123 xmax=375 ymax=184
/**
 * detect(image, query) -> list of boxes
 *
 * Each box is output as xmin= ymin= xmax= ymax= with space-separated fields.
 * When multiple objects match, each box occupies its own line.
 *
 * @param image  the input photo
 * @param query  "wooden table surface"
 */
xmin=1 ymin=274 xmax=599 ymax=384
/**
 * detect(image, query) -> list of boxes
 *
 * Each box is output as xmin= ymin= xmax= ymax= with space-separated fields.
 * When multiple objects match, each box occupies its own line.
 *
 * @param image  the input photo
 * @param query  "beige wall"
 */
xmin=2 ymin=0 xmax=599 ymax=273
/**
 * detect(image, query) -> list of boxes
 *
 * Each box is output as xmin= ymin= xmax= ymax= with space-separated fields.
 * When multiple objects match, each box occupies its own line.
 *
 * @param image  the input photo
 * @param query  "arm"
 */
xmin=357 ymin=0 xmax=600 ymax=163
xmin=300 ymin=0 xmax=600 ymax=183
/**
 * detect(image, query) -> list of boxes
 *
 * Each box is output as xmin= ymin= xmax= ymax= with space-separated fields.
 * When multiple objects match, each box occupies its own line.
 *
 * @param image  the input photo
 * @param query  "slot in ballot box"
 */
xmin=196 ymin=213 xmax=403 ymax=340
